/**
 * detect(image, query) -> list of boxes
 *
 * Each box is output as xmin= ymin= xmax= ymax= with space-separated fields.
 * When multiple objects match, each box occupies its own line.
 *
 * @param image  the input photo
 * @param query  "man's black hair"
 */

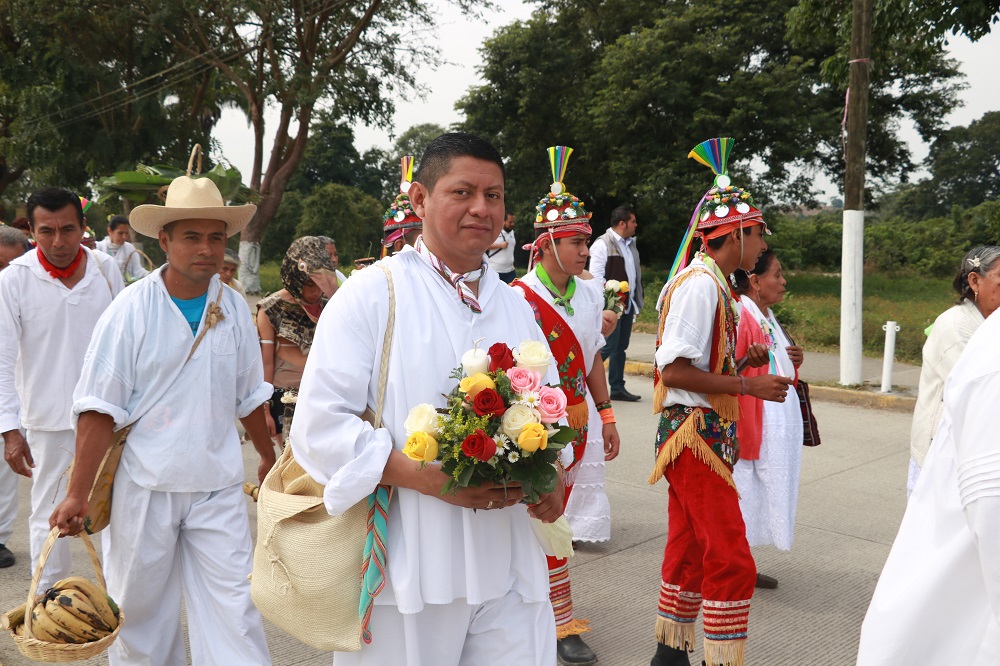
xmin=414 ymin=133 xmax=505 ymax=193
xmin=505 ymin=208 xmax=515 ymax=218
xmin=609 ymin=204 xmax=635 ymax=227
xmin=108 ymin=215 xmax=130 ymax=231
xmin=26 ymin=188 xmax=84 ymax=228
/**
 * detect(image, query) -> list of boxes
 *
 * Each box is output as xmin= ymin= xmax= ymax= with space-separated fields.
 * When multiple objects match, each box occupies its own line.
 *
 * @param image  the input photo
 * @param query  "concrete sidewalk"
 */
xmin=624 ymin=332 xmax=921 ymax=412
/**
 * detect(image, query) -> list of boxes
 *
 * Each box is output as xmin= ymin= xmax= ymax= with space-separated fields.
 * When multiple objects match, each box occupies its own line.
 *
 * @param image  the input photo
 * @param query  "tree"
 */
xmin=295 ymin=183 xmax=383 ymax=264
xmin=459 ymin=0 xmax=976 ymax=260
xmin=925 ymin=111 xmax=1000 ymax=211
xmin=148 ymin=0 xmax=484 ymax=291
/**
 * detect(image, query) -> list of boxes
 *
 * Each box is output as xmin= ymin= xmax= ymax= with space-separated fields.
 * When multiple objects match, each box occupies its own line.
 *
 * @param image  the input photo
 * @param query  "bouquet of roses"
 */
xmin=402 ymin=339 xmax=579 ymax=506
xmin=602 ymin=279 xmax=630 ymax=317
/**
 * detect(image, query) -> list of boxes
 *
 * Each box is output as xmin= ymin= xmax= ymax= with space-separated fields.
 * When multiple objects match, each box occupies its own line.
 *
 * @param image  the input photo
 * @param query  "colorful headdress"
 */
xmin=382 ymin=155 xmax=422 ymax=248
xmin=524 ymin=147 xmax=593 ymax=268
xmin=668 ymin=138 xmax=767 ymax=280
xmin=79 ymin=197 xmax=92 ymax=215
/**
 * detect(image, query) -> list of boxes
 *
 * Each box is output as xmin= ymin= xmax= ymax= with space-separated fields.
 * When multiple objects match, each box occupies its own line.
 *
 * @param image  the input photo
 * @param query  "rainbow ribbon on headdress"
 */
xmin=548 ymin=146 xmax=573 ymax=187
xmin=400 ymin=155 xmax=414 ymax=191
xmin=667 ymin=138 xmax=735 ymax=281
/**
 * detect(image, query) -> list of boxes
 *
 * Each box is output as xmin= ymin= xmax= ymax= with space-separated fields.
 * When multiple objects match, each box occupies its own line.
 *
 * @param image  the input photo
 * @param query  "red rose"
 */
xmin=488 ymin=342 xmax=516 ymax=373
xmin=472 ymin=388 xmax=506 ymax=418
xmin=461 ymin=429 xmax=498 ymax=462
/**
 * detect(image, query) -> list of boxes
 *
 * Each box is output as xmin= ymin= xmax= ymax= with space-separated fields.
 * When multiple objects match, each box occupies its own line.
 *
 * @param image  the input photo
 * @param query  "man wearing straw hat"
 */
xmin=1 ymin=188 xmax=124 ymax=589
xmin=50 ymin=175 xmax=275 ymax=665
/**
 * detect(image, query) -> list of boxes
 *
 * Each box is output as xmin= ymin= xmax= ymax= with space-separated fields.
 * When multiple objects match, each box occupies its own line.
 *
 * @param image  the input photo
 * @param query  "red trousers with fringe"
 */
xmin=657 ymin=448 xmax=755 ymax=666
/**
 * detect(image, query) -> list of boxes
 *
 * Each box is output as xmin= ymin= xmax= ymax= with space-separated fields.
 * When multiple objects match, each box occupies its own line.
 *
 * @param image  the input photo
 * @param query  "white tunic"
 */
xmin=72 ymin=267 xmax=271 ymax=492
xmin=290 ymin=251 xmax=555 ymax=615
xmin=732 ymin=296 xmax=803 ymax=551
xmin=517 ymin=269 xmax=611 ymax=542
xmin=654 ymin=258 xmax=728 ymax=410
xmin=857 ymin=309 xmax=1000 ymax=665
xmin=95 ymin=238 xmax=149 ymax=280
xmin=0 ymin=247 xmax=123 ymax=433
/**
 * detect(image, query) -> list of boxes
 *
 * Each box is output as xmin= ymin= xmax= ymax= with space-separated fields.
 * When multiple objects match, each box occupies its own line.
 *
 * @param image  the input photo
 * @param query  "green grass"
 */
xmin=635 ymin=270 xmax=954 ymax=364
xmin=259 ymin=261 xmax=282 ymax=294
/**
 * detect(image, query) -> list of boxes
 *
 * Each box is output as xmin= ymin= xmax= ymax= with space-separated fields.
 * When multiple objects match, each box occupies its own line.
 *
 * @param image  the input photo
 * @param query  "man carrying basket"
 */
xmin=49 ymin=175 xmax=276 ymax=665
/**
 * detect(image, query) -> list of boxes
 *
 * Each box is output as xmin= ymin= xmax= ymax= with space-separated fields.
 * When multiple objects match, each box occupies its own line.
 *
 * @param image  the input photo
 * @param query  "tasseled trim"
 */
xmin=655 ymin=616 xmax=695 ymax=652
xmin=565 ymin=400 xmax=589 ymax=430
xmin=708 ymin=393 xmax=740 ymax=422
xmin=704 ymin=638 xmax=746 ymax=666
xmin=563 ymin=463 xmax=579 ymax=488
xmin=556 ymin=617 xmax=591 ymax=639
xmin=647 ymin=409 xmax=737 ymax=492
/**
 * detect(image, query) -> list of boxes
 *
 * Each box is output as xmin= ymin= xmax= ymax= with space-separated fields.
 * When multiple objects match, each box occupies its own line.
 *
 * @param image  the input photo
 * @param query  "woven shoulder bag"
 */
xmin=251 ymin=264 xmax=395 ymax=651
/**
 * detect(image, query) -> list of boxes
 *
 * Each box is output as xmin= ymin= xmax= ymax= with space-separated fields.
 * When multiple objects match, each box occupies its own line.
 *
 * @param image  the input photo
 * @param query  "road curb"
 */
xmin=625 ymin=360 xmax=916 ymax=412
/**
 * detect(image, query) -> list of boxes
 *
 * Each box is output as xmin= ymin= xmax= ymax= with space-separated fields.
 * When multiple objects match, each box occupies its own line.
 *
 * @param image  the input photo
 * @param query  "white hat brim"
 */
xmin=129 ymin=203 xmax=257 ymax=238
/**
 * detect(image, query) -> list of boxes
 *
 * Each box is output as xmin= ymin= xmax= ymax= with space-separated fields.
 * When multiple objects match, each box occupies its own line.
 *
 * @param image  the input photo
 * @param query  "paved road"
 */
xmin=0 ymin=383 xmax=909 ymax=665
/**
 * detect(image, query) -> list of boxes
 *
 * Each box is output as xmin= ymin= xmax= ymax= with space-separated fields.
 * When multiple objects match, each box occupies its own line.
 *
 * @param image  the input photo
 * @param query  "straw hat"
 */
xmin=129 ymin=176 xmax=256 ymax=238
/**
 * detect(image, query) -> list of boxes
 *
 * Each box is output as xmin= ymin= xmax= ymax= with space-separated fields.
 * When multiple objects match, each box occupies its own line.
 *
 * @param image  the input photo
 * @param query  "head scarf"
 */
xmin=280 ymin=236 xmax=338 ymax=301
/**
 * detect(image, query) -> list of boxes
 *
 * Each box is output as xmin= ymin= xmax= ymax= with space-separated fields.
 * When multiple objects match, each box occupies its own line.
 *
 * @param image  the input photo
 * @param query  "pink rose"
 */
xmin=507 ymin=366 xmax=542 ymax=394
xmin=537 ymin=386 xmax=568 ymax=423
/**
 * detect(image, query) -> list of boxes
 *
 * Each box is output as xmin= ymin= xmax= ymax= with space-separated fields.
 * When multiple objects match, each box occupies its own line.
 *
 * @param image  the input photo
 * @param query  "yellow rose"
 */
xmin=403 ymin=432 xmax=438 ymax=463
xmin=459 ymin=372 xmax=496 ymax=398
xmin=517 ymin=422 xmax=548 ymax=452
xmin=620 ymin=281 xmax=630 ymax=293
xmin=514 ymin=340 xmax=553 ymax=376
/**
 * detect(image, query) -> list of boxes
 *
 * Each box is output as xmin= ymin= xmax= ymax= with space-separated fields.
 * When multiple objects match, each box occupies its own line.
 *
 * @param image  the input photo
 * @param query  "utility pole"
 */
xmin=840 ymin=0 xmax=873 ymax=386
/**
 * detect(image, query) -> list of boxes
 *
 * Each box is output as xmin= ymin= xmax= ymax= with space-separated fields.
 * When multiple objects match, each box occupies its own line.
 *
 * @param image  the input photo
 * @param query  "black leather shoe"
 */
xmin=0 ymin=543 xmax=14 ymax=568
xmin=650 ymin=642 xmax=691 ymax=666
xmin=557 ymin=634 xmax=598 ymax=665
xmin=755 ymin=572 xmax=778 ymax=589
xmin=610 ymin=389 xmax=641 ymax=402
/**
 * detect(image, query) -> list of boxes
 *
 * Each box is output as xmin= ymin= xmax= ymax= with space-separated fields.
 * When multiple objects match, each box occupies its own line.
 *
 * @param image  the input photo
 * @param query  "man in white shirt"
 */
xmin=0 ymin=188 xmax=124 ymax=587
xmin=0 ymin=224 xmax=31 ymax=569
xmin=291 ymin=133 xmax=564 ymax=665
xmin=589 ymin=205 xmax=644 ymax=401
xmin=219 ymin=247 xmax=248 ymax=298
xmin=50 ymin=176 xmax=275 ymax=665
xmin=487 ymin=209 xmax=517 ymax=283
xmin=95 ymin=214 xmax=150 ymax=283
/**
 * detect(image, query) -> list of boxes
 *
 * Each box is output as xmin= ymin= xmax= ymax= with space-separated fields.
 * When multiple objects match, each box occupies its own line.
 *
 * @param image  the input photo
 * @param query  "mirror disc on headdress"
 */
xmin=394 ymin=211 xmax=406 ymax=222
xmin=566 ymin=208 xmax=577 ymax=218
xmin=550 ymin=182 xmax=564 ymax=195
xmin=400 ymin=181 xmax=411 ymax=194
xmin=736 ymin=202 xmax=750 ymax=214
xmin=714 ymin=205 xmax=730 ymax=218
xmin=546 ymin=208 xmax=560 ymax=221
xmin=701 ymin=210 xmax=711 ymax=222
xmin=715 ymin=174 xmax=732 ymax=188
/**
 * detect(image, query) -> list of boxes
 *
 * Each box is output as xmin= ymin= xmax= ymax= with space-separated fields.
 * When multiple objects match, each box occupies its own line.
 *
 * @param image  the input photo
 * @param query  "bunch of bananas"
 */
xmin=3 ymin=576 xmax=120 ymax=644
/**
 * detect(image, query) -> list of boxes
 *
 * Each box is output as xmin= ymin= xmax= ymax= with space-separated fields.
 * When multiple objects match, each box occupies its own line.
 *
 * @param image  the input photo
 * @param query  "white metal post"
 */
xmin=881 ymin=321 xmax=899 ymax=393
xmin=840 ymin=210 xmax=865 ymax=385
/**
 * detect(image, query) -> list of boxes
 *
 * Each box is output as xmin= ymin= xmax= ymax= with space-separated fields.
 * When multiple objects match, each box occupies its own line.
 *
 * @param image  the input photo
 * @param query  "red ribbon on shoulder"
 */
xmin=36 ymin=246 xmax=84 ymax=279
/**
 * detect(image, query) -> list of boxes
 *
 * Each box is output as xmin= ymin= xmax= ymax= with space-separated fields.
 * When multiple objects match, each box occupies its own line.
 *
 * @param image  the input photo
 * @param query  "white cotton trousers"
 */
xmin=333 ymin=590 xmax=557 ymax=666
xmin=0 ymin=447 xmax=18 ymax=545
xmin=104 ymin=467 xmax=270 ymax=666
xmin=26 ymin=429 xmax=74 ymax=587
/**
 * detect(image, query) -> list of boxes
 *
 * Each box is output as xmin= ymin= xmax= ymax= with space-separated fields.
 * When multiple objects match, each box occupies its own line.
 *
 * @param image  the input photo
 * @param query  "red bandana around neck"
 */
xmin=37 ymin=246 xmax=84 ymax=279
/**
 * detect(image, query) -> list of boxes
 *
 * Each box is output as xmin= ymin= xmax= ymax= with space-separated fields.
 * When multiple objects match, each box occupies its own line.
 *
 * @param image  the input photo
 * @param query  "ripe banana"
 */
xmin=52 ymin=589 xmax=112 ymax=634
xmin=52 ymin=576 xmax=119 ymax=629
xmin=28 ymin=602 xmax=85 ymax=644
xmin=45 ymin=596 xmax=109 ymax=642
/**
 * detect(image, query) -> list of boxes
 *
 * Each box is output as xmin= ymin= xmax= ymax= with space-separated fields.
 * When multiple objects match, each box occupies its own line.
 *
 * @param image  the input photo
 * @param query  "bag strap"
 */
xmin=372 ymin=264 xmax=395 ymax=427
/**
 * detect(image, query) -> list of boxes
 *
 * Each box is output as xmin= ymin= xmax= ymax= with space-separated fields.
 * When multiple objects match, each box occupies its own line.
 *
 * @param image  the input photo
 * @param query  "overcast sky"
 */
xmin=214 ymin=1 xmax=1000 ymax=199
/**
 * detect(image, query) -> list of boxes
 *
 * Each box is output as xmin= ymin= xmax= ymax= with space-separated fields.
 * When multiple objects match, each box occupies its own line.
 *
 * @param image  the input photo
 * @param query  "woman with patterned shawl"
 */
xmin=256 ymin=236 xmax=338 ymax=441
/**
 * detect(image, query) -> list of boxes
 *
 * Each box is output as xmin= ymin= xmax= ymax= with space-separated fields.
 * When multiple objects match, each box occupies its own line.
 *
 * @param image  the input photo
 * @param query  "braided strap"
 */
xmin=359 ymin=263 xmax=396 ymax=643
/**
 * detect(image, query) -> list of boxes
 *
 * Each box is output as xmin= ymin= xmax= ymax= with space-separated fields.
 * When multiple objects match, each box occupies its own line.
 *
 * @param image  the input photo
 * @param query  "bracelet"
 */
xmin=600 ymin=408 xmax=616 ymax=424
xmin=595 ymin=400 xmax=613 ymax=412
xmin=740 ymin=376 xmax=747 ymax=396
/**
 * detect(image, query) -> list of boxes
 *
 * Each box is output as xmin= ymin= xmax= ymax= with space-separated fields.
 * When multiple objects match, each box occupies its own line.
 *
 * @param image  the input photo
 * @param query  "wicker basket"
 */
xmin=9 ymin=526 xmax=124 ymax=662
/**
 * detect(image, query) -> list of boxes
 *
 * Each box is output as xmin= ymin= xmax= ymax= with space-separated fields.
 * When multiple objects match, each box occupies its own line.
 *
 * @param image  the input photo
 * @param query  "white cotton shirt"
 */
xmin=290 ymin=250 xmax=556 ymax=614
xmin=589 ymin=229 xmax=638 ymax=313
xmin=95 ymin=238 xmax=149 ymax=280
xmin=71 ymin=267 xmax=271 ymax=492
xmin=487 ymin=229 xmax=516 ymax=273
xmin=857 ymin=309 xmax=1000 ymax=665
xmin=0 ymin=247 xmax=124 ymax=433
xmin=654 ymin=258 xmax=727 ymax=410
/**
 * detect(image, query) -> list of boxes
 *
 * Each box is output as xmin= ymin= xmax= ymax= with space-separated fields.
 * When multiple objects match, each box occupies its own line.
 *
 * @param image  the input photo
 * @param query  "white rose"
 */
xmin=514 ymin=340 xmax=553 ymax=376
xmin=604 ymin=279 xmax=621 ymax=293
xmin=501 ymin=403 xmax=541 ymax=441
xmin=404 ymin=403 xmax=440 ymax=436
